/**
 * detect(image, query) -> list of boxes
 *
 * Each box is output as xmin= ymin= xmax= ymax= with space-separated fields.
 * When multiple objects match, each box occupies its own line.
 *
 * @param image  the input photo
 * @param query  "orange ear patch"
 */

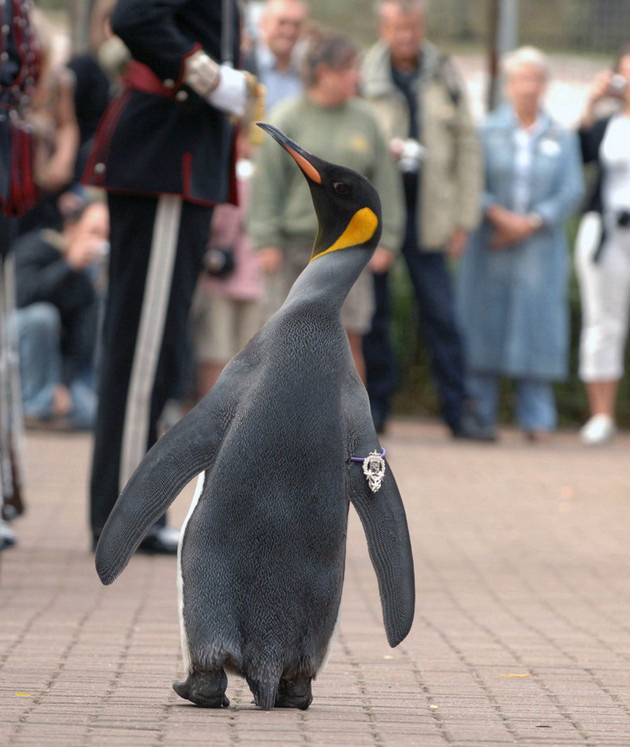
xmin=285 ymin=146 xmax=322 ymax=184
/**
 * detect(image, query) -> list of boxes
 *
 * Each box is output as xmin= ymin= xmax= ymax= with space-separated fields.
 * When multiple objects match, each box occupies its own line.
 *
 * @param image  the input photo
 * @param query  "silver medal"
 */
xmin=362 ymin=450 xmax=386 ymax=493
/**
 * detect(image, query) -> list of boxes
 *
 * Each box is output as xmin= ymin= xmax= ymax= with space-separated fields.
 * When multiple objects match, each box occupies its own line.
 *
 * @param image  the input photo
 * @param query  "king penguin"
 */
xmin=95 ymin=123 xmax=415 ymax=711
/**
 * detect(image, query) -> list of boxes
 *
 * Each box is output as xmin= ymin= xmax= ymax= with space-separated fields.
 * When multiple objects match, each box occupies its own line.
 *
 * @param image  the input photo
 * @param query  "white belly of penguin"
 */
xmin=177 ymin=471 xmax=206 ymax=675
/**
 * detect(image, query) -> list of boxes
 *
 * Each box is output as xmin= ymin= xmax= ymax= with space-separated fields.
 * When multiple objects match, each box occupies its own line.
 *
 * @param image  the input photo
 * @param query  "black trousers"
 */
xmin=89 ymin=193 xmax=212 ymax=534
xmin=401 ymin=243 xmax=468 ymax=431
xmin=363 ymin=249 xmax=468 ymax=433
xmin=363 ymin=271 xmax=400 ymax=424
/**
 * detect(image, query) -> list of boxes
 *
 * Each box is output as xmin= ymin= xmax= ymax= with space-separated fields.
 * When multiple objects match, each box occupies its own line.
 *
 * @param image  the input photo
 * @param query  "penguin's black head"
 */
xmin=257 ymin=122 xmax=383 ymax=262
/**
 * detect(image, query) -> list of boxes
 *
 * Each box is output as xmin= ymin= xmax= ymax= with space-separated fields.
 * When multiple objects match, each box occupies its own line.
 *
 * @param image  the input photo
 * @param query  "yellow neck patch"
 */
xmin=310 ymin=207 xmax=379 ymax=262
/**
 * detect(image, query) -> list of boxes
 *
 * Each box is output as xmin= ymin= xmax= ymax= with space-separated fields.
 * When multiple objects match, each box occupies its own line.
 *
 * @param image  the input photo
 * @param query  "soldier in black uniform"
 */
xmin=1 ymin=0 xmax=40 ymax=549
xmin=84 ymin=0 xmax=247 ymax=553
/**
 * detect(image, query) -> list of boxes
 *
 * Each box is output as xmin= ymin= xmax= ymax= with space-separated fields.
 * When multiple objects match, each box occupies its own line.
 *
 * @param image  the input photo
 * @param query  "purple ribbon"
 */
xmin=350 ymin=447 xmax=386 ymax=463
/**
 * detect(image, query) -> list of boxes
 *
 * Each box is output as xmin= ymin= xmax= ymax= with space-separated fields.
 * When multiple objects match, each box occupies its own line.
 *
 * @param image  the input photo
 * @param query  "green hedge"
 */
xmin=389 ymin=216 xmax=630 ymax=427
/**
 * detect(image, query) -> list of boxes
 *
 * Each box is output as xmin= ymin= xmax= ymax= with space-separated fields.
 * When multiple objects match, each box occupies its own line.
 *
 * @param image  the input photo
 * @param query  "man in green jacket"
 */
xmin=361 ymin=0 xmax=494 ymax=439
xmin=249 ymin=31 xmax=403 ymax=384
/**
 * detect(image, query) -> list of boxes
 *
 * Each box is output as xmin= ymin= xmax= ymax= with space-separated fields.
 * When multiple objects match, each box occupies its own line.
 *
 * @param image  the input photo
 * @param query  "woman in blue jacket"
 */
xmin=457 ymin=47 xmax=584 ymax=441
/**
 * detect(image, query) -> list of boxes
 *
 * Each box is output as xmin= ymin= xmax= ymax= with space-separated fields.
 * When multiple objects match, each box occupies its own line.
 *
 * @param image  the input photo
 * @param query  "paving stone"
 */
xmin=2 ymin=421 xmax=630 ymax=744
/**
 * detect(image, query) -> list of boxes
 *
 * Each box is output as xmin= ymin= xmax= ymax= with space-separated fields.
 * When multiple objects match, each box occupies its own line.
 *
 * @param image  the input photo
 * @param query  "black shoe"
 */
xmin=452 ymin=411 xmax=497 ymax=442
xmin=137 ymin=525 xmax=180 ymax=555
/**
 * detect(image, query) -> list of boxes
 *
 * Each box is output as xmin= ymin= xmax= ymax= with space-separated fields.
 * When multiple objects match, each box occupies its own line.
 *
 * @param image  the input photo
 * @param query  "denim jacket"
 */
xmin=456 ymin=104 xmax=585 ymax=379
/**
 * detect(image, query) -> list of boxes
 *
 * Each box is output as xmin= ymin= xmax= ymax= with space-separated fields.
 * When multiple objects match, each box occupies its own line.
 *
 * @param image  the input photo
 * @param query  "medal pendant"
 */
xmin=362 ymin=450 xmax=386 ymax=493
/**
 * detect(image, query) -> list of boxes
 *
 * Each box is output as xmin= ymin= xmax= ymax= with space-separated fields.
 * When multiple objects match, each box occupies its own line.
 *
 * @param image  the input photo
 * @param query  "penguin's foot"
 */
xmin=173 ymin=669 xmax=229 ymax=708
xmin=275 ymin=677 xmax=313 ymax=710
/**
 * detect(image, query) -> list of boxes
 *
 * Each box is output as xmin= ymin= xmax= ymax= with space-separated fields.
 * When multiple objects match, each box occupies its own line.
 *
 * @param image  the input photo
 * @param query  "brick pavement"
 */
xmin=1 ymin=419 xmax=630 ymax=746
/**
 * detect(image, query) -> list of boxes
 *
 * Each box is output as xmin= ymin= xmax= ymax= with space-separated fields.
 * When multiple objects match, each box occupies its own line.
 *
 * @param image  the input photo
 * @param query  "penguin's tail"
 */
xmin=246 ymin=674 xmax=279 ymax=711
xmin=258 ymin=682 xmax=279 ymax=712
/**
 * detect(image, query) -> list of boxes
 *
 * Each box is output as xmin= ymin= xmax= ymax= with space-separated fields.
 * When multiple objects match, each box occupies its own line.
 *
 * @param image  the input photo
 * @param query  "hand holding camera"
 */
xmin=390 ymin=138 xmax=426 ymax=173
xmin=581 ymin=69 xmax=629 ymax=128
xmin=590 ymin=70 xmax=628 ymax=103
xmin=608 ymin=73 xmax=628 ymax=99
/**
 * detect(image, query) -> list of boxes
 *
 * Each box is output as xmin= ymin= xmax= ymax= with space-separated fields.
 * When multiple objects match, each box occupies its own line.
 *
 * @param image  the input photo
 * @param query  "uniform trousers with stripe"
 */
xmin=89 ymin=193 xmax=212 ymax=535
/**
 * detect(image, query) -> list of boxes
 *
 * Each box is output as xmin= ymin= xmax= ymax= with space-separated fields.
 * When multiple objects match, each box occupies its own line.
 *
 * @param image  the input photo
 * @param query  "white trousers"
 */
xmin=575 ymin=212 xmax=630 ymax=381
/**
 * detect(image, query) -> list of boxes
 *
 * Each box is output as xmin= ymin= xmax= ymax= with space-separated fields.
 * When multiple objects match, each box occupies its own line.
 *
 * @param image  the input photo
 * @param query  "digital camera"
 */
xmin=609 ymin=73 xmax=628 ymax=97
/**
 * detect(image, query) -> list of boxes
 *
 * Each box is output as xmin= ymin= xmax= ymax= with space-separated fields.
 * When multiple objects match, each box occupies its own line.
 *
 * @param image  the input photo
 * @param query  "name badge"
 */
xmin=539 ymin=139 xmax=561 ymax=157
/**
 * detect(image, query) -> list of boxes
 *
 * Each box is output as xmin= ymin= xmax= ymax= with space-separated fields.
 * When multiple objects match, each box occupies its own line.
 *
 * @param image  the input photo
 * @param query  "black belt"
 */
xmin=617 ymin=209 xmax=630 ymax=228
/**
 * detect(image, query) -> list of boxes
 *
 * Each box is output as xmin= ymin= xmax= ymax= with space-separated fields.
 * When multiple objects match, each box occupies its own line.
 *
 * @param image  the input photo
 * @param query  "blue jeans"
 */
xmin=468 ymin=373 xmax=557 ymax=432
xmin=16 ymin=303 xmax=96 ymax=429
xmin=363 ymin=271 xmax=400 ymax=424
xmin=363 ymin=249 xmax=470 ymax=432
xmin=402 ymin=245 xmax=469 ymax=431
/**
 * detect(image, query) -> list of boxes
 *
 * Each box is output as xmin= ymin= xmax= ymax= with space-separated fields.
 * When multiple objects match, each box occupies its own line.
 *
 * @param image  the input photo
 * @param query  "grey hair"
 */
xmin=374 ymin=0 xmax=428 ymax=20
xmin=502 ymin=46 xmax=550 ymax=80
xmin=261 ymin=0 xmax=308 ymax=13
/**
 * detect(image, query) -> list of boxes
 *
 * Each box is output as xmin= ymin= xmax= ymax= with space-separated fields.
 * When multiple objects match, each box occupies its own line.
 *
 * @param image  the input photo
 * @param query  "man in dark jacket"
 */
xmin=360 ymin=0 xmax=492 ymax=440
xmin=83 ymin=0 xmax=248 ymax=553
xmin=14 ymin=199 xmax=109 ymax=430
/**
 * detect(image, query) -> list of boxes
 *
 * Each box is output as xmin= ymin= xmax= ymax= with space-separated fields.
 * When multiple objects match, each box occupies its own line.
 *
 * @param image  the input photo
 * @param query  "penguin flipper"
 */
xmin=348 ymin=463 xmax=415 ymax=647
xmin=95 ymin=383 xmax=235 ymax=586
xmin=344 ymin=370 xmax=415 ymax=647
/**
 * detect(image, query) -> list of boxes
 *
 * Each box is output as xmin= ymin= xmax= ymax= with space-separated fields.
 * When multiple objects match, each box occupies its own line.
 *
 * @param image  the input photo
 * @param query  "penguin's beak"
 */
xmin=257 ymin=122 xmax=323 ymax=185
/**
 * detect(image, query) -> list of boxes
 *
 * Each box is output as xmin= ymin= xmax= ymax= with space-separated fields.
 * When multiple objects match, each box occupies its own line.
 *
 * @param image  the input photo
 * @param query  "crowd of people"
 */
xmin=1 ymin=0 xmax=630 ymax=552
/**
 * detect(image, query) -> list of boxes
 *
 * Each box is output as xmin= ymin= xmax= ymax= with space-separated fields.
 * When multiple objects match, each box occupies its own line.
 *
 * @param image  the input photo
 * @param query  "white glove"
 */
xmin=208 ymin=65 xmax=248 ymax=118
xmin=183 ymin=50 xmax=247 ymax=117
xmin=183 ymin=50 xmax=221 ymax=97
